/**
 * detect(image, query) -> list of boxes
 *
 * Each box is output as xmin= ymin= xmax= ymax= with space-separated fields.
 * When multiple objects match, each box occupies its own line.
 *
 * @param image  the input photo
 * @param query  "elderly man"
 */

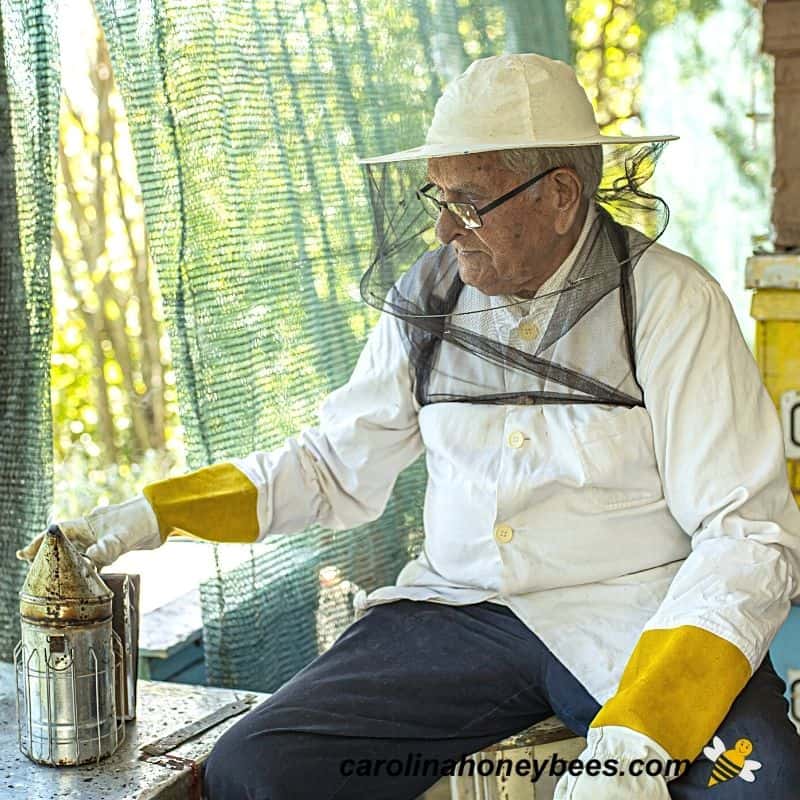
xmin=20 ymin=54 xmax=800 ymax=798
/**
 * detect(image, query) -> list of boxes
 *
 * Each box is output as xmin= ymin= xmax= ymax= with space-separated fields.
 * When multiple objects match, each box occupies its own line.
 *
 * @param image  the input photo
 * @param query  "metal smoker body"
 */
xmin=14 ymin=525 xmax=125 ymax=766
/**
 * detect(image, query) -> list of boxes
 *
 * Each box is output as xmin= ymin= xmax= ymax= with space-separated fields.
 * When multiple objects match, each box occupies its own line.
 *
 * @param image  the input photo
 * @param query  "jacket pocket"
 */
xmin=569 ymin=406 xmax=664 ymax=510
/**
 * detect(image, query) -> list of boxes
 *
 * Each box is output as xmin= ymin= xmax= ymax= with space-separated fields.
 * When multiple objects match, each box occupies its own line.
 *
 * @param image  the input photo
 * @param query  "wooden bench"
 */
xmin=444 ymin=716 xmax=586 ymax=800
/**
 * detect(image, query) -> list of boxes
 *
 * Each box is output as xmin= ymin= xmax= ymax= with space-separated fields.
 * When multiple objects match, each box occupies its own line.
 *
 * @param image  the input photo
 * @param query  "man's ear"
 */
xmin=550 ymin=168 xmax=583 ymax=235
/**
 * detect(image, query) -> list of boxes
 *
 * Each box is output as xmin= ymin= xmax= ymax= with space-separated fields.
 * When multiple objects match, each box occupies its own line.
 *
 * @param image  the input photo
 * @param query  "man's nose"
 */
xmin=435 ymin=208 xmax=466 ymax=245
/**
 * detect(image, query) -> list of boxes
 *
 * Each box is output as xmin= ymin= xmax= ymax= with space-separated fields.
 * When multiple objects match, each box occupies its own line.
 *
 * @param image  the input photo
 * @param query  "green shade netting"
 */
xmin=0 ymin=0 xmax=59 ymax=663
xmin=0 ymin=0 xmax=570 ymax=687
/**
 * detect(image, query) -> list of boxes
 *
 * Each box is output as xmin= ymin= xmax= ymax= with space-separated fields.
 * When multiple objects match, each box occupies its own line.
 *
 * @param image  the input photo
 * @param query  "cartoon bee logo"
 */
xmin=703 ymin=736 xmax=762 ymax=787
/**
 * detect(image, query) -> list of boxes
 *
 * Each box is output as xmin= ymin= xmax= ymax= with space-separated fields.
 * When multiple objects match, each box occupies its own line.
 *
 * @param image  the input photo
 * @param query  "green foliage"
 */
xmin=566 ymin=0 xmax=723 ymax=133
xmin=51 ymin=446 xmax=185 ymax=519
xmin=51 ymin=3 xmax=184 ymax=516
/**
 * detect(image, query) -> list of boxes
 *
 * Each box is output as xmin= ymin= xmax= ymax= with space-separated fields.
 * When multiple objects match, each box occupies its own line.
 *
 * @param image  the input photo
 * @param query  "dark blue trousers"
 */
xmin=202 ymin=600 xmax=800 ymax=799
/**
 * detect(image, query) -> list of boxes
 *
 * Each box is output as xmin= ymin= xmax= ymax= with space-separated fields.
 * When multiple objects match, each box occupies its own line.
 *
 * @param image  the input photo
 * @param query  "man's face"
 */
xmin=425 ymin=151 xmax=585 ymax=298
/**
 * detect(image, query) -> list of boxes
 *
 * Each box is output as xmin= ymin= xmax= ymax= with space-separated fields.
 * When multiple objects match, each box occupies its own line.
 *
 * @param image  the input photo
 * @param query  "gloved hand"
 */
xmin=554 ymin=726 xmax=674 ymax=800
xmin=16 ymin=495 xmax=163 ymax=568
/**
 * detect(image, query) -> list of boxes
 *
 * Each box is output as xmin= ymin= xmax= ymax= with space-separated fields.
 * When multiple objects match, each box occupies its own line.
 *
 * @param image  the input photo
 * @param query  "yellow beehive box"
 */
xmin=747 ymin=254 xmax=800 ymax=504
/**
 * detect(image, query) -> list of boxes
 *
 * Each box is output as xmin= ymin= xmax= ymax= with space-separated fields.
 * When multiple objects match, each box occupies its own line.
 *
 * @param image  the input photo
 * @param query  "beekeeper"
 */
xmin=20 ymin=53 xmax=800 ymax=799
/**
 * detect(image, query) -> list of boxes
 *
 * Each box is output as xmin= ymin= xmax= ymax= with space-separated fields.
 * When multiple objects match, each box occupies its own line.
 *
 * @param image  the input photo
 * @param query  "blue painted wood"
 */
xmin=139 ymin=587 xmax=207 ymax=685
xmin=141 ymin=637 xmax=206 ymax=683
xmin=166 ymin=660 xmax=208 ymax=686
xmin=770 ymin=606 xmax=800 ymax=728
xmin=770 ymin=605 xmax=800 ymax=691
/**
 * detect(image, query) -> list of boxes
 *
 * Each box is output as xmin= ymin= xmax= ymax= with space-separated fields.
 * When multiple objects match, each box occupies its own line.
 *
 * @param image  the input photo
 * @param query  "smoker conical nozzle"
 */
xmin=19 ymin=524 xmax=113 ymax=624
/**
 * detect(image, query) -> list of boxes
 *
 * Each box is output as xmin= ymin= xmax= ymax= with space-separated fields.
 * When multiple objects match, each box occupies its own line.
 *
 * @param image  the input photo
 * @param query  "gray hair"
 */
xmin=499 ymin=145 xmax=603 ymax=200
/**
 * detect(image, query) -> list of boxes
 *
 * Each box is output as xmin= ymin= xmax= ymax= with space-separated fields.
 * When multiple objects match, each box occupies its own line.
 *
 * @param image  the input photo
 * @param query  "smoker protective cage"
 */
xmin=14 ymin=526 xmax=125 ymax=766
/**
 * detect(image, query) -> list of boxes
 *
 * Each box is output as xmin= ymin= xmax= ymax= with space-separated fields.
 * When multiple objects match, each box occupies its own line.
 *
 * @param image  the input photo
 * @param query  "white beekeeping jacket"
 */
xmin=132 ymin=206 xmax=800 ymax=765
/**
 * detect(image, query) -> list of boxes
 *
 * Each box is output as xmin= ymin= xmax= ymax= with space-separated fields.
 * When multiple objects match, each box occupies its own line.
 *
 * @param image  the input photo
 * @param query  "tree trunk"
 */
xmin=94 ymin=34 xmax=153 ymax=457
xmin=53 ymin=220 xmax=118 ymax=463
xmin=109 ymin=124 xmax=166 ymax=450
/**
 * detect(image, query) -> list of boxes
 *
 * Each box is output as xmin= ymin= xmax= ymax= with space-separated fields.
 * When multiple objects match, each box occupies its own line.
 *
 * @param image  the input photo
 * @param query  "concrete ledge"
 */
xmin=0 ymin=661 xmax=268 ymax=800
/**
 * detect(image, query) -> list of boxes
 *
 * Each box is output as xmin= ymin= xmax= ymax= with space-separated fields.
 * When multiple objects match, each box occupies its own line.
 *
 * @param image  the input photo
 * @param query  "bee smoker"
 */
xmin=102 ymin=571 xmax=140 ymax=721
xmin=14 ymin=525 xmax=125 ymax=766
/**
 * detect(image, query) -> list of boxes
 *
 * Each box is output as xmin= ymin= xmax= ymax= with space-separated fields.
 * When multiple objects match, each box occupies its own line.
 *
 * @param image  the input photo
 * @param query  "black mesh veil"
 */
xmin=360 ymin=142 xmax=669 ymax=408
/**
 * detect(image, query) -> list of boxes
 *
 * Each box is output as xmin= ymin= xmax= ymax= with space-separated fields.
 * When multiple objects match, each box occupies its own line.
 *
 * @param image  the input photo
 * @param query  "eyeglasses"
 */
xmin=416 ymin=166 xmax=560 ymax=229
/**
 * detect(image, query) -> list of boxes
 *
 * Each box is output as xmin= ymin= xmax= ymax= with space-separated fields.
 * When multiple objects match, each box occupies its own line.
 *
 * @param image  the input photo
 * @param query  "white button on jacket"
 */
xmin=517 ymin=320 xmax=539 ymax=341
xmin=507 ymin=431 xmax=525 ymax=449
xmin=493 ymin=524 xmax=514 ymax=544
